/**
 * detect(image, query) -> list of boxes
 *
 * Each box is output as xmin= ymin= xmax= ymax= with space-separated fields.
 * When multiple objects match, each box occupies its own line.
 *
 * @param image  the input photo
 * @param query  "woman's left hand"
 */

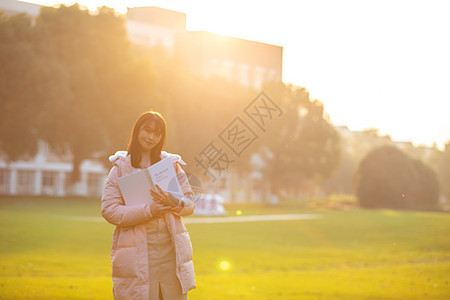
xmin=150 ymin=185 xmax=180 ymax=207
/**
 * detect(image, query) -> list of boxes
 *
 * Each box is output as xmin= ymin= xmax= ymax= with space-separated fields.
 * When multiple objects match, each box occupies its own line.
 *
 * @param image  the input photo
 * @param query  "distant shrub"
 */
xmin=413 ymin=159 xmax=440 ymax=209
xmin=354 ymin=146 xmax=439 ymax=210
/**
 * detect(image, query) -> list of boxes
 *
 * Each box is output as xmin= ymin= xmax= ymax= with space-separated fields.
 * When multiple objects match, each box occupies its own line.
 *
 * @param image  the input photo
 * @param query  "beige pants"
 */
xmin=146 ymin=217 xmax=187 ymax=300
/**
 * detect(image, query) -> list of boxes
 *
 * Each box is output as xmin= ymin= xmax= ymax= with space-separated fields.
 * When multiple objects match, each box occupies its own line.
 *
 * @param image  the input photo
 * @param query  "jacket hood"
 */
xmin=109 ymin=150 xmax=186 ymax=165
xmin=109 ymin=151 xmax=128 ymax=163
xmin=161 ymin=151 xmax=186 ymax=165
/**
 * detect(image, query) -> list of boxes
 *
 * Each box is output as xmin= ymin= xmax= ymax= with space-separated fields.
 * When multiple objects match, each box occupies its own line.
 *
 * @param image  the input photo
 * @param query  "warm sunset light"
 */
xmin=2 ymin=2 xmax=449 ymax=298
xmin=24 ymin=0 xmax=450 ymax=149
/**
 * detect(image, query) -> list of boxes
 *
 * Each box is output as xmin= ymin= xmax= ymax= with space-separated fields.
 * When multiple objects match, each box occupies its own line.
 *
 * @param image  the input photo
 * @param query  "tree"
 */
xmin=0 ymin=13 xmax=42 ymax=159
xmin=0 ymin=5 xmax=157 ymax=188
xmin=35 ymin=5 xmax=158 ymax=183
xmin=320 ymin=150 xmax=356 ymax=195
xmin=354 ymin=146 xmax=440 ymax=210
xmin=319 ymin=128 xmax=395 ymax=196
xmin=413 ymin=159 xmax=440 ymax=209
xmin=255 ymin=82 xmax=342 ymax=199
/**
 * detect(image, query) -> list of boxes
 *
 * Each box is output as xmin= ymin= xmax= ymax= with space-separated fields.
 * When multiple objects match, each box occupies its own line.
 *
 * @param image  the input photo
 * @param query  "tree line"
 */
xmin=2 ymin=4 xmax=447 ymax=210
xmin=0 ymin=4 xmax=341 ymax=198
xmin=0 ymin=5 xmax=155 ymax=184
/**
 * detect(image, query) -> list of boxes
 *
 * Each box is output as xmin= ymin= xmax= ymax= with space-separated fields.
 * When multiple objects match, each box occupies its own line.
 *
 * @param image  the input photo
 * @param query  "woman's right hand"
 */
xmin=150 ymin=202 xmax=172 ymax=217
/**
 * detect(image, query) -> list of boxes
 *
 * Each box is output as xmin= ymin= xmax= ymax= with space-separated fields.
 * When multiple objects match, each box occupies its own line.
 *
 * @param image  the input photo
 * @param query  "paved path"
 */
xmin=184 ymin=214 xmax=320 ymax=224
xmin=58 ymin=214 xmax=320 ymax=224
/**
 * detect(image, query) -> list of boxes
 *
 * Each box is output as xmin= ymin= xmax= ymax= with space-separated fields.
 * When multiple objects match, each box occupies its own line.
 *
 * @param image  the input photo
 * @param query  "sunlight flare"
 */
xmin=219 ymin=261 xmax=230 ymax=271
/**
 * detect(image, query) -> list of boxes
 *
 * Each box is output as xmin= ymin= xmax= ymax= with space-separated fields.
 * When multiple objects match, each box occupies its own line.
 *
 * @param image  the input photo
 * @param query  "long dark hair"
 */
xmin=126 ymin=111 xmax=167 ymax=168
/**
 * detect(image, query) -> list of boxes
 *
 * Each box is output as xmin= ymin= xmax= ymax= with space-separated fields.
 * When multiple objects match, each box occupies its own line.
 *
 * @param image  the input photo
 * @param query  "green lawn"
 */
xmin=0 ymin=197 xmax=449 ymax=299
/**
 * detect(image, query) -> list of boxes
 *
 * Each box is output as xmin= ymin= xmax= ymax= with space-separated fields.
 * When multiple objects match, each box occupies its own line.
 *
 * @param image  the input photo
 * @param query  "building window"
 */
xmin=221 ymin=60 xmax=235 ymax=80
xmin=0 ymin=169 xmax=10 ymax=194
xmin=42 ymin=171 xmax=57 ymax=195
xmin=210 ymin=59 xmax=236 ymax=80
xmin=253 ymin=66 xmax=266 ymax=89
xmin=237 ymin=64 xmax=250 ymax=87
xmin=17 ymin=170 xmax=34 ymax=195
xmin=209 ymin=58 xmax=220 ymax=77
xmin=267 ymin=69 xmax=277 ymax=81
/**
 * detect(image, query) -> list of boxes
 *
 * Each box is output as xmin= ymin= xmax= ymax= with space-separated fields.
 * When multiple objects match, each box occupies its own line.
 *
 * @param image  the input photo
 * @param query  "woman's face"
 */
xmin=138 ymin=121 xmax=162 ymax=152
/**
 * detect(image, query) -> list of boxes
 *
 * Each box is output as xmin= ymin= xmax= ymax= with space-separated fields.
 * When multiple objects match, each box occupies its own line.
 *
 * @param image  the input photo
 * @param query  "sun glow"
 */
xmin=22 ymin=0 xmax=450 ymax=148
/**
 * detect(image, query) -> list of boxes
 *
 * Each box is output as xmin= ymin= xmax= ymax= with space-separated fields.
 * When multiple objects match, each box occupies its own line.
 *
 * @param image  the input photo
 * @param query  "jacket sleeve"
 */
xmin=101 ymin=165 xmax=153 ymax=227
xmin=171 ymin=163 xmax=195 ymax=217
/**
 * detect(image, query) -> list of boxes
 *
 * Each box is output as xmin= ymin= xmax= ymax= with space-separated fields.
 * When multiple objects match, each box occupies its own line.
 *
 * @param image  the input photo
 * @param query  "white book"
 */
xmin=117 ymin=157 xmax=184 ymax=206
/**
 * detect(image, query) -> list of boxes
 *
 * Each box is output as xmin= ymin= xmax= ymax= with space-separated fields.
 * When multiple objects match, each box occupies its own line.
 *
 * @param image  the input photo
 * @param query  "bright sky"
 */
xmin=26 ymin=0 xmax=450 ymax=149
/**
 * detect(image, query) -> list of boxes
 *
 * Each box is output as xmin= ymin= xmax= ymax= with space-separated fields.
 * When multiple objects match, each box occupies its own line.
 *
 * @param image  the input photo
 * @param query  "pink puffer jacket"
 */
xmin=101 ymin=151 xmax=196 ymax=299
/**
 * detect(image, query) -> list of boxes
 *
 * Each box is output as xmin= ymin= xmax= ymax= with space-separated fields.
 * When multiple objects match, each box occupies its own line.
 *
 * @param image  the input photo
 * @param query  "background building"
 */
xmin=0 ymin=142 xmax=106 ymax=197
xmin=175 ymin=31 xmax=283 ymax=89
xmin=0 ymin=0 xmax=39 ymax=17
xmin=126 ymin=6 xmax=283 ymax=89
xmin=126 ymin=6 xmax=186 ymax=53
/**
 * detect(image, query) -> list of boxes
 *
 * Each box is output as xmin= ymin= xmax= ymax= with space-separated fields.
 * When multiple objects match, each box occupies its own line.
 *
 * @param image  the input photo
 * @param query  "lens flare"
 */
xmin=219 ymin=261 xmax=230 ymax=271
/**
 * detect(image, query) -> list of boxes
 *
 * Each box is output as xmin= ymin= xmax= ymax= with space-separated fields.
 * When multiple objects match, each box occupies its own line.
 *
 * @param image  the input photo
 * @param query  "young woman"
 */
xmin=101 ymin=111 xmax=196 ymax=300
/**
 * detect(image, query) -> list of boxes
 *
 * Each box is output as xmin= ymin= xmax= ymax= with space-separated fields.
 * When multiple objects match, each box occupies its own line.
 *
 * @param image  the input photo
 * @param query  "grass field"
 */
xmin=0 ymin=197 xmax=449 ymax=299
